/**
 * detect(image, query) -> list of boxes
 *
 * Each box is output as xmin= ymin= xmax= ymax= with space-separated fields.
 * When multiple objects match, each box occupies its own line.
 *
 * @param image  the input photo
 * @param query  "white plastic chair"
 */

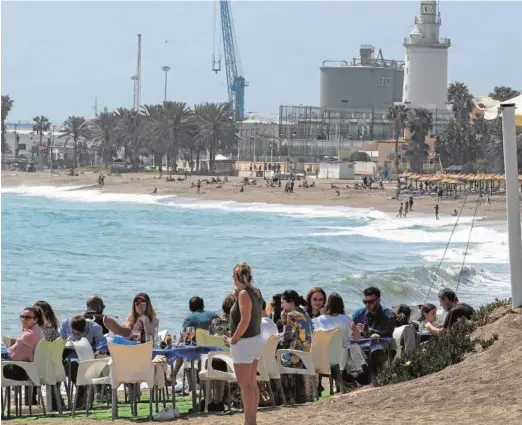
xmin=257 ymin=335 xmax=285 ymax=406
xmin=101 ymin=341 xmax=155 ymax=420
xmin=69 ymin=338 xmax=110 ymax=416
xmin=321 ymin=328 xmax=345 ymax=394
xmin=1 ymin=339 xmax=47 ymax=417
xmin=198 ymin=352 xmax=238 ymax=413
xmin=38 ymin=338 xmax=66 ymax=415
xmin=393 ymin=324 xmax=418 ymax=357
xmin=276 ymin=341 xmax=317 ymax=402
xmin=2 ymin=336 xmax=15 ymax=348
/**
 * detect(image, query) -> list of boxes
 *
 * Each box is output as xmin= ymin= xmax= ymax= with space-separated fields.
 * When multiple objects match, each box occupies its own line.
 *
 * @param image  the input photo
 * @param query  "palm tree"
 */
xmin=113 ymin=108 xmax=143 ymax=167
xmin=141 ymin=103 xmax=169 ymax=174
xmin=59 ymin=116 xmax=88 ymax=172
xmin=194 ymin=102 xmax=238 ymax=172
xmin=387 ymin=104 xmax=408 ymax=173
xmin=32 ymin=116 xmax=51 ymax=162
xmin=153 ymin=101 xmax=192 ymax=173
xmin=88 ymin=111 xmax=117 ymax=165
xmin=489 ymin=86 xmax=521 ymax=102
xmin=447 ymin=82 xmax=473 ymax=121
xmin=1 ymin=95 xmax=14 ymax=156
xmin=435 ymin=119 xmax=478 ymax=168
xmin=406 ymin=108 xmax=433 ymax=173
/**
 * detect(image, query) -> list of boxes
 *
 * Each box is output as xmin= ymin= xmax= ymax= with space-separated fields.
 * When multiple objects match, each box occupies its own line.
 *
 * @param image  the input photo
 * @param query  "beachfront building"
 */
xmin=318 ymin=160 xmax=354 ymax=180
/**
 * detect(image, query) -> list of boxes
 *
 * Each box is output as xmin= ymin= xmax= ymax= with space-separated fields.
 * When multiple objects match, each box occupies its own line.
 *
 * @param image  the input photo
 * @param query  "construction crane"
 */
xmin=212 ymin=0 xmax=247 ymax=121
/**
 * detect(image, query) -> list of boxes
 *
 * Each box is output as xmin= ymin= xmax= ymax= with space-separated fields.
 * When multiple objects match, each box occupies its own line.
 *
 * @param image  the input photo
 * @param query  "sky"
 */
xmin=1 ymin=1 xmax=521 ymax=124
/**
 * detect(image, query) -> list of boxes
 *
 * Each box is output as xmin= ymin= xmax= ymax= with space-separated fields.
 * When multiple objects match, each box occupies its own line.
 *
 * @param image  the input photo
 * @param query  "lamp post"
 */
xmin=131 ymin=75 xmax=138 ymax=110
xmin=161 ymin=66 xmax=171 ymax=102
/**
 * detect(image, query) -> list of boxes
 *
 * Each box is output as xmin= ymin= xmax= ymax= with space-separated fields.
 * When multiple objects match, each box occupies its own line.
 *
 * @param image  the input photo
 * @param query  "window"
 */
xmin=18 ymin=143 xmax=26 ymax=150
xmin=378 ymin=77 xmax=392 ymax=87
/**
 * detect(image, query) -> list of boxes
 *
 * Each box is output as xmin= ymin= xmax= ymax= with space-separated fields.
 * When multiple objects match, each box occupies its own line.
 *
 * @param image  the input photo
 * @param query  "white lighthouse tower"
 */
xmin=402 ymin=1 xmax=450 ymax=110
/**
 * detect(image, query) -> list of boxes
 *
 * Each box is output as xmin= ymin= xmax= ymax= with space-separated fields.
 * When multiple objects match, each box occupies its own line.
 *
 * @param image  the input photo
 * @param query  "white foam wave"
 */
xmin=3 ymin=185 xmax=510 ymax=265
xmin=2 ymin=185 xmax=174 ymax=205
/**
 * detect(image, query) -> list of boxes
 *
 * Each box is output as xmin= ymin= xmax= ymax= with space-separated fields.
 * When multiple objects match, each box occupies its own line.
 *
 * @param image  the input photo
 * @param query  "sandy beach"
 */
xmin=1 ymin=171 xmax=516 ymax=221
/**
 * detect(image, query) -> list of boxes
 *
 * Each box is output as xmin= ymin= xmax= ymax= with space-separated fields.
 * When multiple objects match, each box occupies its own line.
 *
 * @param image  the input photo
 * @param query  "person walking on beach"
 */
xmin=404 ymin=201 xmax=409 ymax=217
xmin=434 ymin=204 xmax=439 ymax=220
xmin=227 ymin=263 xmax=263 ymax=425
xmin=409 ymin=195 xmax=413 ymax=211
xmin=196 ymin=179 xmax=201 ymax=193
xmin=396 ymin=203 xmax=403 ymax=218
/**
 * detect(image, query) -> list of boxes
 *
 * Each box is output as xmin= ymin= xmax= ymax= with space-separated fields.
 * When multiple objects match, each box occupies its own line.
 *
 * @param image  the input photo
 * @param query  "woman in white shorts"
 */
xmin=227 ymin=262 xmax=264 ymax=425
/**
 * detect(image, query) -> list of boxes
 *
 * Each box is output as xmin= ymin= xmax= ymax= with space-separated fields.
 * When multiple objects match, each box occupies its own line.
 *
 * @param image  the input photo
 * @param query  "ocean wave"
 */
xmin=2 ymin=185 xmax=174 ymax=205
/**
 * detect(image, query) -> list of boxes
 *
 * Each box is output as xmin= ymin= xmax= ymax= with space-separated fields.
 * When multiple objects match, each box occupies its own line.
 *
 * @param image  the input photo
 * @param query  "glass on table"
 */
xmin=187 ymin=326 xmax=196 ymax=345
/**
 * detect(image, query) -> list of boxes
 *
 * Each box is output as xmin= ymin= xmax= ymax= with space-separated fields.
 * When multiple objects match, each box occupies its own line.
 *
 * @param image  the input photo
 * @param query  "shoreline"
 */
xmin=1 ymin=171 xmax=514 ymax=221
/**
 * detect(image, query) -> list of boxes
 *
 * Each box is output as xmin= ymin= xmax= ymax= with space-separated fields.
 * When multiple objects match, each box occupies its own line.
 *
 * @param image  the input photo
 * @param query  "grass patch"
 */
xmin=375 ymin=298 xmax=511 ymax=386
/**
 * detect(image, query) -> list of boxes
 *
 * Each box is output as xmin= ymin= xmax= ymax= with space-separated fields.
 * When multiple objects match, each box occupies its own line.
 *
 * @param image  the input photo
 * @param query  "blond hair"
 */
xmin=233 ymin=262 xmax=253 ymax=287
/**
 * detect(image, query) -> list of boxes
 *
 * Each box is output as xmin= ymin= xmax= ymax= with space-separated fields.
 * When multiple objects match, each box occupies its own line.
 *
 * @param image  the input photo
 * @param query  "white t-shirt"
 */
xmin=312 ymin=314 xmax=353 ymax=347
xmin=261 ymin=317 xmax=279 ymax=341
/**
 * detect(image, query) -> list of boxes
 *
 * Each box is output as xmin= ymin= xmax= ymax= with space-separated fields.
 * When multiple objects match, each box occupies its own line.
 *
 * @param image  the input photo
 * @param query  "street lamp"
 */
xmin=161 ymin=66 xmax=171 ymax=102
xmin=131 ymin=75 xmax=138 ymax=109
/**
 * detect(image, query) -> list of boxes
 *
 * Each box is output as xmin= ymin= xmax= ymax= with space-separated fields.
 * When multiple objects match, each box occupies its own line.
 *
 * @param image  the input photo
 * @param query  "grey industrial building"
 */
xmin=319 ymin=45 xmax=404 ymax=111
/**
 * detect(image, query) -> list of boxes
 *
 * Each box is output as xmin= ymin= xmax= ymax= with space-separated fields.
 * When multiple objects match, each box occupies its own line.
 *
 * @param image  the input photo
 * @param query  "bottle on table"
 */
xmin=363 ymin=323 xmax=370 ymax=338
xmin=140 ymin=327 xmax=146 ymax=344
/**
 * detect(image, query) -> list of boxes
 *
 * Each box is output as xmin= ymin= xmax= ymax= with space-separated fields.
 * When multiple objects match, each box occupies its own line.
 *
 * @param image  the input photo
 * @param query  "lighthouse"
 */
xmin=402 ymin=1 xmax=450 ymax=110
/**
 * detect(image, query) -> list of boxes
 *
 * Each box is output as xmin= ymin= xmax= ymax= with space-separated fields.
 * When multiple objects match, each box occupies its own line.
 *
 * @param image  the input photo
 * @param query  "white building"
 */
xmin=318 ymin=161 xmax=354 ymax=180
xmin=402 ymin=1 xmax=451 ymax=109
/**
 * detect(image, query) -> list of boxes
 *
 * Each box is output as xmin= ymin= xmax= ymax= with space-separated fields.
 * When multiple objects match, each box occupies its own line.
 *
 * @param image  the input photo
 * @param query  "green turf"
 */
xmin=9 ymin=387 xmax=335 ymax=421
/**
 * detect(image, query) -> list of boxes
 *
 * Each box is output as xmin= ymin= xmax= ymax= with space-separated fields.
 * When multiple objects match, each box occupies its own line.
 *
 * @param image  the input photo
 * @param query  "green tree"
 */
xmin=406 ymin=108 xmax=432 ymax=173
xmin=447 ymin=82 xmax=473 ymax=122
xmin=489 ymin=86 xmax=520 ymax=102
xmin=435 ymin=119 xmax=478 ymax=168
xmin=1 ymin=95 xmax=14 ymax=156
xmin=113 ymin=108 xmax=143 ymax=167
xmin=59 ymin=116 xmax=88 ymax=172
xmin=387 ymin=104 xmax=408 ymax=173
xmin=194 ymin=102 xmax=238 ymax=172
xmin=32 ymin=116 xmax=51 ymax=163
xmin=88 ymin=111 xmax=117 ymax=165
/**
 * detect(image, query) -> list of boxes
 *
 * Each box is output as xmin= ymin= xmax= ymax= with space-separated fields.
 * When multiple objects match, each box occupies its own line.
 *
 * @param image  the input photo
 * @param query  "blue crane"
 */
xmin=212 ymin=0 xmax=247 ymax=121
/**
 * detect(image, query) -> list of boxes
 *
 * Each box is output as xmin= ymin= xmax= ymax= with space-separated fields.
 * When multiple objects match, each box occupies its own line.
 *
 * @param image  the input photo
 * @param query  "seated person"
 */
xmin=182 ymin=296 xmax=218 ymax=332
xmin=83 ymin=295 xmax=109 ymax=334
xmin=278 ymin=290 xmax=314 ymax=404
xmin=418 ymin=303 xmax=437 ymax=333
xmin=4 ymin=307 xmax=44 ymax=380
xmin=60 ymin=315 xmax=104 ymax=351
xmin=206 ymin=294 xmax=235 ymax=412
xmin=312 ymin=292 xmax=353 ymax=348
xmin=103 ymin=293 xmax=159 ymax=340
xmin=352 ymin=287 xmax=396 ymax=338
xmin=428 ymin=289 xmax=475 ymax=335
xmin=171 ymin=296 xmax=218 ymax=387
xmin=260 ymin=300 xmax=278 ymax=341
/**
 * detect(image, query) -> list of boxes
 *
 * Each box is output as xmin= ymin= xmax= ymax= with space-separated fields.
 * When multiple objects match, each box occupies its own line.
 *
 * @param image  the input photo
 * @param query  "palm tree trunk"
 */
xmin=196 ymin=151 xmax=200 ymax=172
xmin=73 ymin=138 xmax=78 ymax=171
xmin=394 ymin=133 xmax=399 ymax=173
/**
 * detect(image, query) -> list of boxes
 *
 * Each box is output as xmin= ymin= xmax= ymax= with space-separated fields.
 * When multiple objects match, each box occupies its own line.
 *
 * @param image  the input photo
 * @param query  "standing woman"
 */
xmin=228 ymin=262 xmax=264 ymax=425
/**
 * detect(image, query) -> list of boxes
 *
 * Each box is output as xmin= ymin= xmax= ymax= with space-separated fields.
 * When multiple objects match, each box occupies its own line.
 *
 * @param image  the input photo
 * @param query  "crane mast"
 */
xmin=212 ymin=0 xmax=247 ymax=121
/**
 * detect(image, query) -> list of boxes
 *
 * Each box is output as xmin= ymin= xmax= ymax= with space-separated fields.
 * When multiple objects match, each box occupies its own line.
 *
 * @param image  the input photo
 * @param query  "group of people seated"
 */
xmin=4 ymin=266 xmax=474 ymax=414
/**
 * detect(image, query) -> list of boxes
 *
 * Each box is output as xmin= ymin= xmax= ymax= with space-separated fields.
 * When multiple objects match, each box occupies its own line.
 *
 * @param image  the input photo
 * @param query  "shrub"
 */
xmin=375 ymin=299 xmax=510 ymax=387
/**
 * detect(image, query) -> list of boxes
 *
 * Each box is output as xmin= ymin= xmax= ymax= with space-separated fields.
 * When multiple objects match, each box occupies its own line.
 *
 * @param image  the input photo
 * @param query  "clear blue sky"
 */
xmin=2 ymin=1 xmax=521 ymax=123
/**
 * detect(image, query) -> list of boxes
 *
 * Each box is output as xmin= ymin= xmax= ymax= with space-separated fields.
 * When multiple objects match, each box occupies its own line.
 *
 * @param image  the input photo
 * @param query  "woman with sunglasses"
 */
xmin=125 ymin=293 xmax=159 ymax=341
xmin=4 ymin=307 xmax=45 ymax=380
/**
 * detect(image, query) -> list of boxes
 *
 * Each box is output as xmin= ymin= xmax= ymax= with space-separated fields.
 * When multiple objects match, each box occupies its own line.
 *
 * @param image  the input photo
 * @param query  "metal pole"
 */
xmin=501 ymin=103 xmax=522 ymax=308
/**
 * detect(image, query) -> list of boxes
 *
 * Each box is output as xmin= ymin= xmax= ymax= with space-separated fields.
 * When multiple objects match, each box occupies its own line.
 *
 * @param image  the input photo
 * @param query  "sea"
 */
xmin=1 ymin=185 xmax=511 ymax=337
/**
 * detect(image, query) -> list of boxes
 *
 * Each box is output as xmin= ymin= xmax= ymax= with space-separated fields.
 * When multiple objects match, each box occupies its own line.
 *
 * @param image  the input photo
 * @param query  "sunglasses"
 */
xmin=20 ymin=315 xmax=35 ymax=320
xmin=134 ymin=299 xmax=147 ymax=305
xmin=363 ymin=299 xmax=378 ymax=305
